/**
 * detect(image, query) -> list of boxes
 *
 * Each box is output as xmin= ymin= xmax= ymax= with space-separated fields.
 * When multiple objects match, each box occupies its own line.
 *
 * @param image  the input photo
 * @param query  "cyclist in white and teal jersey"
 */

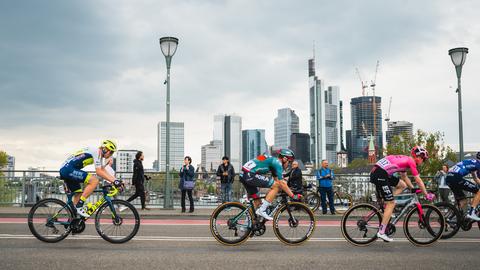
xmin=240 ymin=148 xmax=302 ymax=221
xmin=59 ymin=140 xmax=122 ymax=218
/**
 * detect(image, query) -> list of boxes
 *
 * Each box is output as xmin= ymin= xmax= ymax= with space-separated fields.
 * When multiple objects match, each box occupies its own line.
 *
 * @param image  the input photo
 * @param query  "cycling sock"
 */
xmin=76 ymin=196 xmax=87 ymax=208
xmin=379 ymin=224 xmax=386 ymax=234
xmin=259 ymin=199 xmax=271 ymax=211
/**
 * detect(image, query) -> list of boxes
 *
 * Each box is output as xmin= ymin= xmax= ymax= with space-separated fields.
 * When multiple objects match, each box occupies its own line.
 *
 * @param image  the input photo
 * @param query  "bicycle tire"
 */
xmin=403 ymin=204 xmax=444 ymax=246
xmin=334 ymin=192 xmax=353 ymax=214
xmin=272 ymin=202 xmax=316 ymax=245
xmin=95 ymin=200 xmax=140 ymax=244
xmin=210 ymin=202 xmax=253 ymax=246
xmin=434 ymin=202 xmax=461 ymax=239
xmin=304 ymin=192 xmax=321 ymax=212
xmin=28 ymin=198 xmax=74 ymax=243
xmin=341 ymin=203 xmax=382 ymax=246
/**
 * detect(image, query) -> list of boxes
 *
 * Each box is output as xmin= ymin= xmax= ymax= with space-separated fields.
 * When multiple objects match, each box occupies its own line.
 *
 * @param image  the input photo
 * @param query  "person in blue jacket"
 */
xmin=316 ymin=159 xmax=335 ymax=214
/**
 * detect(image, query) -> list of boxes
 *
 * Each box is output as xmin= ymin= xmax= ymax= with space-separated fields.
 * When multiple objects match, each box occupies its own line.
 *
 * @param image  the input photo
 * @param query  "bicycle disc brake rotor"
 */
xmin=288 ymin=217 xmax=299 ymax=228
xmin=112 ymin=216 xmax=123 ymax=226
xmin=356 ymin=219 xmax=368 ymax=230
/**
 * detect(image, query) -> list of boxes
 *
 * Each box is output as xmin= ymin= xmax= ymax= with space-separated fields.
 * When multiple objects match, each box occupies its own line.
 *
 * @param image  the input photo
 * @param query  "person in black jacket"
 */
xmin=126 ymin=151 xmax=150 ymax=210
xmin=179 ymin=156 xmax=195 ymax=213
xmin=216 ymin=156 xmax=235 ymax=203
xmin=287 ymin=160 xmax=303 ymax=199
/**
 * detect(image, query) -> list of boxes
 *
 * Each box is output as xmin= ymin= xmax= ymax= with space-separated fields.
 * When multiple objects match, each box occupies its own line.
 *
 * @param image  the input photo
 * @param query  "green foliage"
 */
xmin=348 ymin=159 xmax=369 ymax=169
xmin=0 ymin=151 xmax=7 ymax=171
xmin=207 ymin=184 xmax=216 ymax=194
xmin=0 ymin=150 xmax=15 ymax=204
xmin=386 ymin=130 xmax=458 ymax=176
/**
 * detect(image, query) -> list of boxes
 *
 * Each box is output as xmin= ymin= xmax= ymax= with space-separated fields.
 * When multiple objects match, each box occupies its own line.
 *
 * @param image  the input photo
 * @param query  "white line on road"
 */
xmin=0 ymin=234 xmax=477 ymax=243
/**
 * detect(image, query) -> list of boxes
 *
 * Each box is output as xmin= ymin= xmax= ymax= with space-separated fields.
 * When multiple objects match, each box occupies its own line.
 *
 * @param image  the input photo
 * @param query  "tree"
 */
xmin=386 ymin=130 xmax=457 ymax=176
xmin=0 ymin=151 xmax=7 ymax=171
xmin=348 ymin=158 xmax=369 ymax=169
xmin=0 ymin=151 xmax=14 ymax=204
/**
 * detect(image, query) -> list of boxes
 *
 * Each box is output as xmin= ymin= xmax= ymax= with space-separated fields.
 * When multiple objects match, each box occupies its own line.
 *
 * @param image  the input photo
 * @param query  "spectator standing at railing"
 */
xmin=286 ymin=160 xmax=303 ymax=199
xmin=179 ymin=156 xmax=195 ymax=213
xmin=126 ymin=151 xmax=150 ymax=210
xmin=217 ymin=156 xmax=235 ymax=203
xmin=315 ymin=159 xmax=335 ymax=214
xmin=434 ymin=164 xmax=450 ymax=202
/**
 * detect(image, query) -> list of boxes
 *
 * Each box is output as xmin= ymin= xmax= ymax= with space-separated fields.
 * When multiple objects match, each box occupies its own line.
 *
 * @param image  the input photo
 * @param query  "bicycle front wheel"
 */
xmin=434 ymin=202 xmax=460 ymax=239
xmin=404 ymin=204 xmax=444 ymax=246
xmin=95 ymin=200 xmax=140 ymax=244
xmin=304 ymin=192 xmax=321 ymax=212
xmin=341 ymin=203 xmax=382 ymax=246
xmin=272 ymin=202 xmax=316 ymax=245
xmin=210 ymin=202 xmax=253 ymax=246
xmin=334 ymin=192 xmax=353 ymax=214
xmin=28 ymin=198 xmax=74 ymax=243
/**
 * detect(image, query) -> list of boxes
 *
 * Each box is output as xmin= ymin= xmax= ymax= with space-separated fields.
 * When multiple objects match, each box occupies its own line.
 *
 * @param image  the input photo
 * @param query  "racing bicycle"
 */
xmin=435 ymin=194 xmax=480 ymax=239
xmin=341 ymin=188 xmax=444 ymax=246
xmin=210 ymin=192 xmax=316 ymax=245
xmin=304 ymin=183 xmax=353 ymax=214
xmin=28 ymin=184 xmax=140 ymax=243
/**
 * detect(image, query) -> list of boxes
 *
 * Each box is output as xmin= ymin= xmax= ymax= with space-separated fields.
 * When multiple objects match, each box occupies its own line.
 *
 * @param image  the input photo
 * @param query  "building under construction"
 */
xmin=349 ymin=96 xmax=383 ymax=161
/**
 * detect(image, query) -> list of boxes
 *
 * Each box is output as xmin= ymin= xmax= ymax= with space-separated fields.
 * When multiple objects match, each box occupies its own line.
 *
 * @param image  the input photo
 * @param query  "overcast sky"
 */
xmin=1 ymin=0 xmax=479 ymax=170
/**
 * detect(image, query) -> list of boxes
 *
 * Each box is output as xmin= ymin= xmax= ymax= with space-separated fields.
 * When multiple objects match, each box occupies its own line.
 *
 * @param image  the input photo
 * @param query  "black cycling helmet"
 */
xmin=278 ymin=148 xmax=295 ymax=161
xmin=476 ymin=152 xmax=480 ymax=160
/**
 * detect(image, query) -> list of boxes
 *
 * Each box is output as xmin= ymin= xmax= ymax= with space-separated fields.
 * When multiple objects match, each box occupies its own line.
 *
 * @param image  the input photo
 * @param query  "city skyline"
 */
xmin=1 ymin=1 xmax=480 ymax=170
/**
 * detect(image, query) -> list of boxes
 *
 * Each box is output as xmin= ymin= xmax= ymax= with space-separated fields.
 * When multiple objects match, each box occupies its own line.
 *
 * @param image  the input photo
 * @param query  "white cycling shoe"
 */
xmin=75 ymin=206 xmax=90 ymax=218
xmin=377 ymin=232 xmax=393 ymax=242
xmin=466 ymin=211 xmax=480 ymax=221
xmin=256 ymin=208 xmax=273 ymax=221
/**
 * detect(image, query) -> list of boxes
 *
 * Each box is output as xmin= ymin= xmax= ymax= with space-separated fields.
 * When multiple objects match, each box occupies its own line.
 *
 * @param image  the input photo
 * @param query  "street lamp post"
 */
xmin=448 ymin=47 xmax=468 ymax=160
xmin=159 ymin=36 xmax=179 ymax=209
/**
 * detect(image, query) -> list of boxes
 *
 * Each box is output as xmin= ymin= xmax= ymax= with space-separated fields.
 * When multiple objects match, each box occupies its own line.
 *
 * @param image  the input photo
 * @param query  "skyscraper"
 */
xmin=274 ymin=108 xmax=299 ymax=149
xmin=6 ymin=155 xmax=15 ymax=179
xmin=157 ymin=121 xmax=184 ymax=172
xmin=213 ymin=114 xmax=242 ymax=171
xmin=309 ymin=58 xmax=341 ymax=167
xmin=386 ymin=121 xmax=413 ymax=145
xmin=242 ymin=129 xmax=268 ymax=164
xmin=116 ymin=150 xmax=138 ymax=172
xmin=290 ymin=133 xmax=310 ymax=164
xmin=350 ymin=96 xmax=383 ymax=160
xmin=201 ymin=140 xmax=223 ymax=172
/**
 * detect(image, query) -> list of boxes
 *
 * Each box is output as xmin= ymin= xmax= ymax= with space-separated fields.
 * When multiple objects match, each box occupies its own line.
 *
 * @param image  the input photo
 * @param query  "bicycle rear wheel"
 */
xmin=434 ymin=202 xmax=460 ymax=239
xmin=272 ymin=202 xmax=316 ymax=245
xmin=341 ymin=203 xmax=382 ymax=246
xmin=304 ymin=192 xmax=320 ymax=212
xmin=28 ymin=198 xmax=73 ymax=243
xmin=95 ymin=200 xmax=140 ymax=244
xmin=334 ymin=192 xmax=353 ymax=214
xmin=210 ymin=202 xmax=253 ymax=245
xmin=404 ymin=204 xmax=444 ymax=246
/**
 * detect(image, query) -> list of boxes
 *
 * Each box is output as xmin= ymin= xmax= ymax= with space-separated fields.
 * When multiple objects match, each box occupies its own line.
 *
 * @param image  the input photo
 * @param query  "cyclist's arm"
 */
xmin=95 ymin=167 xmax=116 ymax=183
xmin=400 ymin=172 xmax=414 ymax=189
xmin=412 ymin=175 xmax=428 ymax=196
xmin=274 ymin=176 xmax=294 ymax=197
xmin=471 ymin=171 xmax=480 ymax=185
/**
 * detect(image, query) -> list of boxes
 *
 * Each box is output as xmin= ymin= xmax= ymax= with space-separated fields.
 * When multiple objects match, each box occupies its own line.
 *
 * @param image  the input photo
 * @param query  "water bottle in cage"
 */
xmin=371 ymin=193 xmax=377 ymax=202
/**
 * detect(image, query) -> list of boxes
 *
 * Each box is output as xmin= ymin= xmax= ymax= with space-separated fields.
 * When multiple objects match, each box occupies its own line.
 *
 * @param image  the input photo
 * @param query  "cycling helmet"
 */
xmin=411 ymin=146 xmax=428 ymax=160
xmin=476 ymin=152 xmax=480 ymax=160
xmin=278 ymin=148 xmax=295 ymax=161
xmin=101 ymin=140 xmax=117 ymax=152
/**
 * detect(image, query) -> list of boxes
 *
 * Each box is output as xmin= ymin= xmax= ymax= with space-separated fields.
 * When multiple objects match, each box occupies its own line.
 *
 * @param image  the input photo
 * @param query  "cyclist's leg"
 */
xmin=60 ymin=166 xmax=85 ymax=205
xmin=447 ymin=174 xmax=468 ymax=209
xmin=76 ymin=174 xmax=99 ymax=208
xmin=239 ymin=173 xmax=262 ymax=208
xmin=370 ymin=168 xmax=395 ymax=240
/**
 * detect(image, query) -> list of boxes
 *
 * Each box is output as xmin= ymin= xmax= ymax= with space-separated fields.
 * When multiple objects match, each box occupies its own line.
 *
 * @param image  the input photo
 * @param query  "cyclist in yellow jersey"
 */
xmin=59 ymin=140 xmax=122 ymax=218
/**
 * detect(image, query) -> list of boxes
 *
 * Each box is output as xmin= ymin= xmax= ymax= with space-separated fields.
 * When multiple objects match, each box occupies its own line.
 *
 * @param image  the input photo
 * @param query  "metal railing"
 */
xmin=0 ymin=170 xmax=438 ymax=208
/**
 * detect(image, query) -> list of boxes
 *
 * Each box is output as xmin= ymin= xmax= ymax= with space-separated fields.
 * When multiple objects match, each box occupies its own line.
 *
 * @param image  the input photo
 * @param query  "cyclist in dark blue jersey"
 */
xmin=240 ymin=148 xmax=301 ymax=220
xmin=59 ymin=140 xmax=122 ymax=218
xmin=446 ymin=152 xmax=480 ymax=221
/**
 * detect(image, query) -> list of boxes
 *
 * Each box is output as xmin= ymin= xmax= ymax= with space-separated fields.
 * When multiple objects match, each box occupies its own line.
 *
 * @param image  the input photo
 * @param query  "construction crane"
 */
xmin=385 ymin=96 xmax=392 ymax=122
xmin=371 ymin=60 xmax=380 ymax=158
xmin=355 ymin=68 xmax=368 ymax=96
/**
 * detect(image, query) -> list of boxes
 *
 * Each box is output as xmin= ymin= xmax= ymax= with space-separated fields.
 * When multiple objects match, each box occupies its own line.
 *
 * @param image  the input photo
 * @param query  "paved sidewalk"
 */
xmin=0 ymin=206 xmax=344 ymax=219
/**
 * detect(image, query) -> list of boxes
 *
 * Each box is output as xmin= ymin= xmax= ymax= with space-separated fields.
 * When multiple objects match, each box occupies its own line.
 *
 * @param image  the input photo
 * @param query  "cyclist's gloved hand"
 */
xmin=113 ymin=180 xmax=124 ymax=191
xmin=291 ymin=194 xmax=302 ymax=200
xmin=425 ymin=193 xmax=435 ymax=201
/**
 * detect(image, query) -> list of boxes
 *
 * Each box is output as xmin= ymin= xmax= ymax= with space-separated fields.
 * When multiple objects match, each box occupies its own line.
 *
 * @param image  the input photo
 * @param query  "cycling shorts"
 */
xmin=369 ymin=166 xmax=400 ymax=202
xmin=59 ymin=164 xmax=92 ymax=193
xmin=446 ymin=173 xmax=479 ymax=201
xmin=239 ymin=171 xmax=274 ymax=198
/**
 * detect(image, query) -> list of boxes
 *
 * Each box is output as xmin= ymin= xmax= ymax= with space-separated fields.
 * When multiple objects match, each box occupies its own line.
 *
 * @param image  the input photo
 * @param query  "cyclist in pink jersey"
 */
xmin=370 ymin=146 xmax=435 ymax=242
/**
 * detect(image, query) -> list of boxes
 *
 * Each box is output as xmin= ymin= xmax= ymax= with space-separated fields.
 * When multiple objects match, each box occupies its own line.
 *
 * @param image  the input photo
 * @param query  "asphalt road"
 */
xmin=1 ymin=220 xmax=478 ymax=270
